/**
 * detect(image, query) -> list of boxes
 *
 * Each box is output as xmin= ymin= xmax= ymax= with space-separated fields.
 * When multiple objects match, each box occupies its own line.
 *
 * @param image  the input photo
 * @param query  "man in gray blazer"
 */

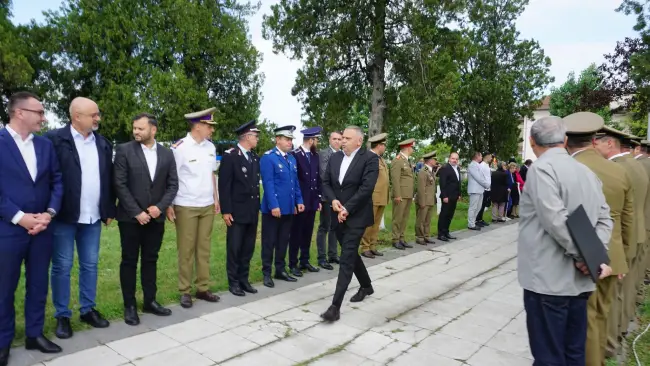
xmin=316 ymin=131 xmax=343 ymax=270
xmin=466 ymin=151 xmax=489 ymax=230
xmin=113 ymin=113 xmax=179 ymax=326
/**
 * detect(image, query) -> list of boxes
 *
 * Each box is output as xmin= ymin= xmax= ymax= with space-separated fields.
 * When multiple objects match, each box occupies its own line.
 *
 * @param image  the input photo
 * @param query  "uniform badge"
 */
xmin=242 ymin=166 xmax=247 ymax=173
xmin=278 ymin=164 xmax=283 ymax=168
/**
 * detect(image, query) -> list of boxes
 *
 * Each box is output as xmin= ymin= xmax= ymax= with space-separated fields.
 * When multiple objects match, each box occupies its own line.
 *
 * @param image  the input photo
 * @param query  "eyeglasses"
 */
xmin=20 ymin=108 xmax=46 ymax=117
xmin=78 ymin=112 xmax=102 ymax=118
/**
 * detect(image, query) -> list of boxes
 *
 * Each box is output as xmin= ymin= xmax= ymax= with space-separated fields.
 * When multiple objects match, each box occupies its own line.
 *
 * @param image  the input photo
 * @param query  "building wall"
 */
xmin=520 ymin=109 xmax=551 ymax=162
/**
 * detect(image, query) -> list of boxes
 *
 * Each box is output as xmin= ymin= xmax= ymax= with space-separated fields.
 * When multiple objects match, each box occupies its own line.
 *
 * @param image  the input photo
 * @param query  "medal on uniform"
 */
xmin=242 ymin=166 xmax=247 ymax=173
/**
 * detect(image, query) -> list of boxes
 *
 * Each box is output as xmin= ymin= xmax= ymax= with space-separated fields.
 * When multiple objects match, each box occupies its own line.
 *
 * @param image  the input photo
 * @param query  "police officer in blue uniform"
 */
xmin=218 ymin=120 xmax=261 ymax=297
xmin=260 ymin=125 xmax=305 ymax=287
xmin=288 ymin=127 xmax=323 ymax=277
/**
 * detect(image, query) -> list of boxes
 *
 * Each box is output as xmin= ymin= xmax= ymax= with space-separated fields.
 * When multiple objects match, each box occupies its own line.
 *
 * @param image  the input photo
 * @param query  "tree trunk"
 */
xmin=368 ymin=0 xmax=387 ymax=138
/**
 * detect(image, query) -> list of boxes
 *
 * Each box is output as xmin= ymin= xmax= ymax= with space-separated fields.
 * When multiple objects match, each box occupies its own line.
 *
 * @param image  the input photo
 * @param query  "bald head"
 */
xmin=69 ymin=97 xmax=101 ymax=135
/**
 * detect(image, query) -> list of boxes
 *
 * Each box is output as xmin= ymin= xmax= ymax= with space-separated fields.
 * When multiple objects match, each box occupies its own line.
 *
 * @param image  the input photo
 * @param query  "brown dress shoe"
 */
xmin=415 ymin=238 xmax=427 ymax=245
xmin=180 ymin=294 xmax=193 ymax=308
xmin=196 ymin=291 xmax=220 ymax=303
xmin=371 ymin=250 xmax=384 ymax=256
xmin=361 ymin=251 xmax=375 ymax=258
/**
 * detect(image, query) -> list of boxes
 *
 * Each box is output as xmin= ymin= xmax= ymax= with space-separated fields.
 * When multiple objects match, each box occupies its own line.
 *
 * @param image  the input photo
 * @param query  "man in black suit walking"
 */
xmin=320 ymin=126 xmax=379 ymax=322
xmin=437 ymin=152 xmax=461 ymax=242
xmin=113 ymin=113 xmax=179 ymax=325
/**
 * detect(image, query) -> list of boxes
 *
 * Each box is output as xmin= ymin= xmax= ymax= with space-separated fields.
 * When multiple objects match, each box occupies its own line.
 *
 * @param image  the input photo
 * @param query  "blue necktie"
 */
xmin=305 ymin=151 xmax=311 ymax=163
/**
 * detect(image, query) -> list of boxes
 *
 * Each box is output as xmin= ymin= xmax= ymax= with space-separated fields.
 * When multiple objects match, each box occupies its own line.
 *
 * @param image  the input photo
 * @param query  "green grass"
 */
xmin=12 ymin=200 xmax=476 ymax=345
xmin=624 ymin=285 xmax=650 ymax=366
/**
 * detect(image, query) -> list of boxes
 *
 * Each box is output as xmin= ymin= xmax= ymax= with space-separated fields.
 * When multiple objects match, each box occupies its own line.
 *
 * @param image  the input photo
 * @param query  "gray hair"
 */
xmin=530 ymin=116 xmax=567 ymax=147
xmin=345 ymin=125 xmax=364 ymax=138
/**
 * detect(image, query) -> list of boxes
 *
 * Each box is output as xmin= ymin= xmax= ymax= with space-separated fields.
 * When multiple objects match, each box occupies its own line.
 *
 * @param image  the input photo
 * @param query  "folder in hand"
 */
xmin=565 ymin=205 xmax=610 ymax=283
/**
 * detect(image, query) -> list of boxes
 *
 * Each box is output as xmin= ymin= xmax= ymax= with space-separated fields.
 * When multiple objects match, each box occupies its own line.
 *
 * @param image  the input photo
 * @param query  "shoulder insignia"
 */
xmin=265 ymin=150 xmax=273 ymax=155
xmin=224 ymin=148 xmax=234 ymax=154
xmin=171 ymin=139 xmax=184 ymax=149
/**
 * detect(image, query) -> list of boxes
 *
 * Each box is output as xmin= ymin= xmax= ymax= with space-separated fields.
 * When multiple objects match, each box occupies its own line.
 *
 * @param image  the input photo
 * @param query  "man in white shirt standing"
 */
xmin=475 ymin=152 xmax=493 ymax=227
xmin=466 ymin=152 xmax=490 ymax=230
xmin=46 ymin=97 xmax=116 ymax=339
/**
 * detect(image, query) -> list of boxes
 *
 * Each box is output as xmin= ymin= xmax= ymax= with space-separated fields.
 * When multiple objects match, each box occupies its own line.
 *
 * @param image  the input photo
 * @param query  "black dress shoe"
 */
xmin=320 ymin=305 xmax=340 ymax=322
xmin=425 ymin=238 xmax=436 ymax=244
xmin=437 ymin=236 xmax=449 ymax=242
xmin=55 ymin=317 xmax=73 ymax=339
xmin=241 ymin=282 xmax=258 ymax=294
xmin=446 ymin=234 xmax=457 ymax=240
xmin=264 ymin=276 xmax=275 ymax=288
xmin=371 ymin=250 xmax=384 ymax=256
xmin=361 ymin=250 xmax=375 ymax=259
xmin=196 ymin=291 xmax=220 ymax=302
xmin=180 ymin=294 xmax=193 ymax=308
xmin=229 ymin=285 xmax=246 ymax=297
xmin=300 ymin=263 xmax=320 ymax=273
xmin=328 ymin=257 xmax=340 ymax=264
xmin=319 ymin=261 xmax=334 ymax=270
xmin=0 ymin=347 xmax=9 ymax=366
xmin=143 ymin=301 xmax=172 ymax=316
xmin=25 ymin=335 xmax=62 ymax=354
xmin=468 ymin=226 xmax=481 ymax=231
xmin=124 ymin=305 xmax=140 ymax=326
xmin=350 ymin=286 xmax=374 ymax=302
xmin=289 ymin=267 xmax=303 ymax=277
xmin=275 ymin=271 xmax=298 ymax=282
xmin=80 ymin=309 xmax=110 ymax=328
xmin=401 ymin=241 xmax=414 ymax=248
xmin=393 ymin=242 xmax=405 ymax=250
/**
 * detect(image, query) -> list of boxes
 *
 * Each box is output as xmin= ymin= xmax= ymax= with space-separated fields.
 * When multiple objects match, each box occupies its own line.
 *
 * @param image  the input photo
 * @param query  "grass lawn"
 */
xmin=623 ymin=285 xmax=649 ymax=365
xmin=12 ymin=200 xmax=478 ymax=344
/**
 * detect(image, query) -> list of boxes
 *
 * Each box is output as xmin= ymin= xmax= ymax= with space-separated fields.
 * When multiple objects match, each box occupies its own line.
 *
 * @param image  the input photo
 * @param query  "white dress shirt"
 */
xmin=635 ymin=154 xmax=643 ymax=159
xmin=451 ymin=163 xmax=459 ymax=180
xmin=339 ymin=147 xmax=360 ymax=184
xmin=608 ymin=151 xmax=630 ymax=161
xmin=71 ymin=125 xmax=101 ymax=224
xmin=141 ymin=141 xmax=158 ymax=181
xmin=6 ymin=125 xmax=37 ymax=225
xmin=172 ymin=133 xmax=218 ymax=207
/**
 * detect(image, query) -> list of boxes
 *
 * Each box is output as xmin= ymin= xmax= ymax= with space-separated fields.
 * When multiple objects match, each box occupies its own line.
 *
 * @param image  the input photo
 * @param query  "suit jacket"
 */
xmin=490 ymin=169 xmax=509 ymax=203
xmin=372 ymin=154 xmax=389 ymax=206
xmin=290 ymin=146 xmax=321 ymax=211
xmin=573 ymin=148 xmax=631 ymax=275
xmin=520 ymin=164 xmax=529 ymax=181
xmin=0 ymin=128 xmax=63 ymax=237
xmin=322 ymin=148 xmax=379 ymax=229
xmin=438 ymin=163 xmax=461 ymax=200
xmin=318 ymin=146 xmax=335 ymax=180
xmin=218 ymin=146 xmax=260 ymax=224
xmin=636 ymin=157 xmax=650 ymax=236
xmin=467 ymin=160 xmax=489 ymax=194
xmin=390 ymin=153 xmax=414 ymax=199
xmin=613 ymin=154 xmax=648 ymax=252
xmin=260 ymin=147 xmax=303 ymax=215
xmin=45 ymin=125 xmax=116 ymax=223
xmin=416 ymin=165 xmax=436 ymax=207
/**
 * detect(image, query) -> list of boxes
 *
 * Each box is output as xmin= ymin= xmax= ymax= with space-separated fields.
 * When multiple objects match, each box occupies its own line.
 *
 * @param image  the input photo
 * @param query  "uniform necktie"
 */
xmin=305 ymin=151 xmax=311 ymax=163
xmin=246 ymin=151 xmax=251 ymax=163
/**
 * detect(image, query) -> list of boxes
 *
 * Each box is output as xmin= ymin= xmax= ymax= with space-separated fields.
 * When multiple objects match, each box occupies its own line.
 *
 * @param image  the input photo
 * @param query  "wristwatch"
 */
xmin=46 ymin=208 xmax=57 ymax=218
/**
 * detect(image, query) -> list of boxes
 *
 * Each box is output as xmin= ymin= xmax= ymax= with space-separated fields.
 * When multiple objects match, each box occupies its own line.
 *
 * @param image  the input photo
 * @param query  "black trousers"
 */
xmin=261 ymin=214 xmax=293 ymax=276
xmin=316 ymin=203 xmax=338 ymax=262
xmin=437 ymin=197 xmax=458 ymax=236
xmin=118 ymin=221 xmax=165 ymax=307
xmin=226 ymin=219 xmax=258 ymax=287
xmin=332 ymin=224 xmax=371 ymax=308
xmin=288 ymin=210 xmax=317 ymax=268
xmin=476 ymin=190 xmax=491 ymax=223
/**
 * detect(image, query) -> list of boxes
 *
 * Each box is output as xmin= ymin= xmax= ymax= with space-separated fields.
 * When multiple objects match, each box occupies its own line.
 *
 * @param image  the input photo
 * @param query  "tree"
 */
xmin=438 ymin=0 xmax=553 ymax=159
xmin=262 ymin=0 xmax=465 ymax=138
xmin=549 ymin=64 xmax=613 ymax=123
xmin=37 ymin=0 xmax=262 ymax=143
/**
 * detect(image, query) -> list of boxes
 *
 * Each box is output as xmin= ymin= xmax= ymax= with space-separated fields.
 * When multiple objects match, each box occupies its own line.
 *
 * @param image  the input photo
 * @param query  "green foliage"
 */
xmin=460 ymin=178 xmax=468 ymax=197
xmin=549 ymin=64 xmax=612 ymax=122
xmin=255 ymin=119 xmax=279 ymax=154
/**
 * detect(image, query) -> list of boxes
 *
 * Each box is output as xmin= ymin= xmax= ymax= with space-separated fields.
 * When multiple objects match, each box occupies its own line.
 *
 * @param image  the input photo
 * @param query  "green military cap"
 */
xmin=368 ymin=133 xmax=388 ymax=143
xmin=564 ymin=112 xmax=604 ymax=135
xmin=422 ymin=151 xmax=437 ymax=160
xmin=596 ymin=125 xmax=627 ymax=140
xmin=642 ymin=140 xmax=650 ymax=146
xmin=185 ymin=107 xmax=217 ymax=124
xmin=398 ymin=138 xmax=415 ymax=148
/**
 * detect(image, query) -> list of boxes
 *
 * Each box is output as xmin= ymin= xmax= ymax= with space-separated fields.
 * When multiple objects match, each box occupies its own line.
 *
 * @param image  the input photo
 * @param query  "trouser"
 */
xmin=174 ymin=205 xmax=214 ymax=294
xmin=415 ymin=205 xmax=434 ymax=240
xmin=606 ymin=278 xmax=624 ymax=356
xmin=391 ymin=198 xmax=412 ymax=243
xmin=289 ymin=210 xmax=317 ymax=268
xmin=492 ymin=202 xmax=506 ymax=220
xmin=361 ymin=205 xmax=385 ymax=252
xmin=0 ymin=231 xmax=52 ymax=348
xmin=316 ymin=203 xmax=338 ymax=261
xmin=118 ymin=221 xmax=165 ymax=307
xmin=332 ymin=225 xmax=371 ymax=308
xmin=475 ymin=190 xmax=490 ymax=223
xmin=51 ymin=220 xmax=102 ymax=318
xmin=524 ymin=289 xmax=590 ymax=366
xmin=467 ymin=193 xmax=483 ymax=228
xmin=437 ymin=197 xmax=458 ymax=237
xmin=585 ymin=275 xmax=616 ymax=366
xmin=261 ymin=214 xmax=293 ymax=276
xmin=226 ymin=219 xmax=258 ymax=287
xmin=635 ymin=236 xmax=648 ymax=302
xmin=621 ymin=253 xmax=638 ymax=332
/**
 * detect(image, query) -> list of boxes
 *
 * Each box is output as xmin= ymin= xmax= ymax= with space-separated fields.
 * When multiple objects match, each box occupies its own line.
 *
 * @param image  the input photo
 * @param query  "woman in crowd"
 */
xmin=490 ymin=161 xmax=509 ymax=222
xmin=508 ymin=162 xmax=522 ymax=218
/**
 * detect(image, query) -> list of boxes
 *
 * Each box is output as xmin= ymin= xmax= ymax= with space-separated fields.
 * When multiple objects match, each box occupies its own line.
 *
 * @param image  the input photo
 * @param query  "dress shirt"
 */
xmin=570 ymin=148 xmax=588 ymax=157
xmin=339 ymin=147 xmax=360 ymax=184
xmin=6 ymin=125 xmax=37 ymax=225
xmin=141 ymin=141 xmax=158 ymax=181
xmin=451 ymin=163 xmax=459 ymax=181
xmin=608 ymin=152 xmax=630 ymax=161
xmin=479 ymin=161 xmax=491 ymax=191
xmin=71 ymin=125 xmax=101 ymax=224
xmin=172 ymin=133 xmax=218 ymax=207
xmin=635 ymin=154 xmax=643 ymax=159
xmin=237 ymin=143 xmax=250 ymax=161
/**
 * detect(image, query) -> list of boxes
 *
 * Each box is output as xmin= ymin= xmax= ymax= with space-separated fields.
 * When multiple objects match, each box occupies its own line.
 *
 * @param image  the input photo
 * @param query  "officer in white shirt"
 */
xmin=166 ymin=108 xmax=221 ymax=308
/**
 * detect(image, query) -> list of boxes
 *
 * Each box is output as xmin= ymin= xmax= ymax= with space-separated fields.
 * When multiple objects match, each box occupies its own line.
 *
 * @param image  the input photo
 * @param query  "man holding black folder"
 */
xmin=518 ymin=116 xmax=613 ymax=366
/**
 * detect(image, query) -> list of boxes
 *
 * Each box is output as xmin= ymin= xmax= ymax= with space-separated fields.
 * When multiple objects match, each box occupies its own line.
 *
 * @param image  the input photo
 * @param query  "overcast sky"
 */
xmin=11 ymin=0 xmax=638 ymax=140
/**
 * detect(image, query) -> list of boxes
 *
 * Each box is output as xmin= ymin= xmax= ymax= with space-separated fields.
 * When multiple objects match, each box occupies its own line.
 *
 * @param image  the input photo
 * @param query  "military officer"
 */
xmin=167 ymin=107 xmax=221 ymax=308
xmin=564 ymin=112 xmax=632 ymax=366
xmin=642 ymin=140 xmax=650 ymax=285
xmin=218 ymin=120 xmax=261 ymax=297
xmin=360 ymin=133 xmax=389 ymax=258
xmin=415 ymin=151 xmax=438 ymax=245
xmin=390 ymin=138 xmax=415 ymax=250
xmin=630 ymin=138 xmax=650 ymax=307
xmin=288 ymin=127 xmax=323 ymax=277
xmin=260 ymin=125 xmax=305 ymax=288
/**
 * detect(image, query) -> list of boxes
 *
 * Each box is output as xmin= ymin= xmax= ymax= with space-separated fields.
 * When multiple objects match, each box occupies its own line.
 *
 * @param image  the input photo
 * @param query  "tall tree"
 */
xmin=438 ymin=0 xmax=552 ymax=159
xmin=38 ymin=0 xmax=262 ymax=143
xmin=262 ymin=0 xmax=465 ymax=138
xmin=549 ymin=64 xmax=612 ymax=122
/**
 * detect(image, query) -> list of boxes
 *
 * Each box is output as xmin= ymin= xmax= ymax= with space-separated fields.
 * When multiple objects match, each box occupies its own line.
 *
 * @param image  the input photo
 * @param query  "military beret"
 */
xmin=274 ymin=125 xmax=296 ymax=138
xmin=564 ymin=112 xmax=604 ymax=135
xmin=422 ymin=151 xmax=437 ymax=159
xmin=185 ymin=107 xmax=217 ymax=124
xmin=398 ymin=138 xmax=415 ymax=148
xmin=368 ymin=133 xmax=388 ymax=143
xmin=301 ymin=126 xmax=322 ymax=138
xmin=235 ymin=119 xmax=260 ymax=135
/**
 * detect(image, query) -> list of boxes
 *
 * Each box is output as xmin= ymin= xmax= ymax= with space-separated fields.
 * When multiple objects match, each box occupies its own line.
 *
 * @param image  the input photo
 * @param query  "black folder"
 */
xmin=566 ymin=205 xmax=610 ymax=283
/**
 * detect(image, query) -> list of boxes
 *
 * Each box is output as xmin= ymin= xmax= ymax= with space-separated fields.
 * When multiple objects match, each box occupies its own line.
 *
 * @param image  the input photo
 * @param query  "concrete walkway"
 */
xmin=17 ymin=223 xmax=529 ymax=366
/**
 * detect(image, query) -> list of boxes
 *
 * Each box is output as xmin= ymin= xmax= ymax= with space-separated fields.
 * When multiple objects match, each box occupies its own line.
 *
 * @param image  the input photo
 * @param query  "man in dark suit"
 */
xmin=0 ymin=92 xmax=64 ymax=365
xmin=437 ymin=152 xmax=461 ymax=242
xmin=113 ymin=113 xmax=179 ymax=325
xmin=520 ymin=159 xmax=532 ymax=181
xmin=45 ymin=97 xmax=116 ymax=338
xmin=288 ymin=126 xmax=323 ymax=277
xmin=218 ymin=120 xmax=261 ymax=297
xmin=320 ymin=126 xmax=379 ymax=322
xmin=316 ymin=131 xmax=342 ymax=270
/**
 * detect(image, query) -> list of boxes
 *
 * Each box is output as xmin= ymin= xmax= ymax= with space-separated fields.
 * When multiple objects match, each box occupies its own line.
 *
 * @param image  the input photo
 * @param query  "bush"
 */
xmin=460 ymin=178 xmax=468 ymax=197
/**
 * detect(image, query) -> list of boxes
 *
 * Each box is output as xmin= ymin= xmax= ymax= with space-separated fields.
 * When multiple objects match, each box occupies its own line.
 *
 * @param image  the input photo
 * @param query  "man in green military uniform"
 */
xmin=641 ymin=140 xmax=650 ymax=285
xmin=390 ymin=138 xmax=415 ymax=250
xmin=564 ymin=112 xmax=633 ymax=366
xmin=360 ymin=133 xmax=389 ymax=259
xmin=414 ymin=152 xmax=437 ymax=245
xmin=630 ymin=138 xmax=650 ymax=305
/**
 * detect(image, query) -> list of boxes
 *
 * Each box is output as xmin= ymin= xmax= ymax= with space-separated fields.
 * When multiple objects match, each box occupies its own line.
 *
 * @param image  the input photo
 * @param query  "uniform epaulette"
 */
xmin=171 ymin=139 xmax=184 ymax=149
xmin=264 ymin=150 xmax=273 ymax=155
xmin=224 ymin=148 xmax=234 ymax=154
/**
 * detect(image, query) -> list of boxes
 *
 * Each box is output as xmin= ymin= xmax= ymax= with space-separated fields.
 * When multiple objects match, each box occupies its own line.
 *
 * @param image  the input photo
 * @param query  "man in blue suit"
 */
xmin=0 ymin=92 xmax=64 ymax=365
xmin=260 ymin=125 xmax=305 ymax=288
xmin=288 ymin=126 xmax=322 ymax=277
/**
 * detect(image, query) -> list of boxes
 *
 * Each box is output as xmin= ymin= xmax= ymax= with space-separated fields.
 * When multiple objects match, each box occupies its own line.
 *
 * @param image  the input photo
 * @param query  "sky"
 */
xmin=11 ymin=0 xmax=639 ymax=140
